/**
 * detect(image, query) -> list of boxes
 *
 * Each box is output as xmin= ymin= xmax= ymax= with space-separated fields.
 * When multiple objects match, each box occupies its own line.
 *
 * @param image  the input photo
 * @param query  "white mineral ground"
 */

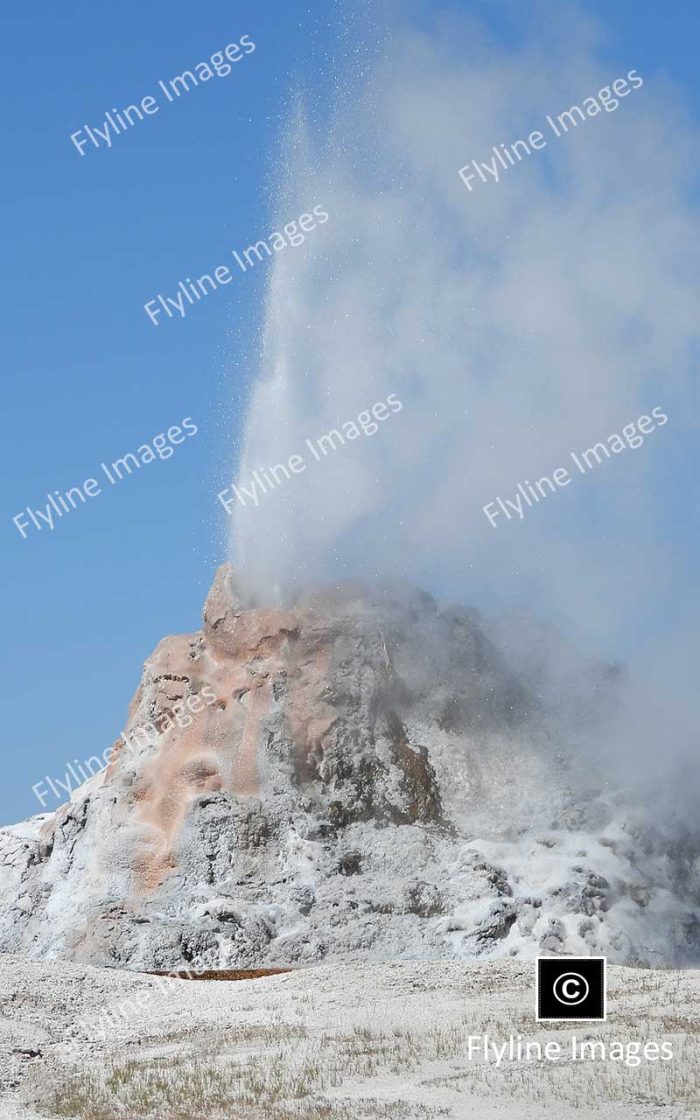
xmin=0 ymin=955 xmax=697 ymax=1119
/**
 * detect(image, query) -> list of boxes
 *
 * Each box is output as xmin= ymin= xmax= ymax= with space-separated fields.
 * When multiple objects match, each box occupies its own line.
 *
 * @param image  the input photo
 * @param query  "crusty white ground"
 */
xmin=0 ymin=954 xmax=697 ymax=1119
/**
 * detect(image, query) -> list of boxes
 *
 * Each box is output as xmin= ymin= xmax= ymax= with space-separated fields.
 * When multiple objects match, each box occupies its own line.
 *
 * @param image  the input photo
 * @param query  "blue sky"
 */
xmin=1 ymin=0 xmax=698 ymax=823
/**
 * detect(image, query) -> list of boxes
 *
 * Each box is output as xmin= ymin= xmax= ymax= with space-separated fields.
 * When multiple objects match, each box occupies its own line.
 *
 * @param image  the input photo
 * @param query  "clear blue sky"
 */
xmin=1 ymin=0 xmax=698 ymax=823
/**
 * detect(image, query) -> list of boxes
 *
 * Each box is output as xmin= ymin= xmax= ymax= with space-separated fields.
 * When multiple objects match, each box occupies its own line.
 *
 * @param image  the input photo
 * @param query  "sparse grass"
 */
xmin=40 ymin=1011 xmax=700 ymax=1120
xmin=42 ymin=1019 xmax=464 ymax=1119
xmin=44 ymin=1052 xmax=443 ymax=1120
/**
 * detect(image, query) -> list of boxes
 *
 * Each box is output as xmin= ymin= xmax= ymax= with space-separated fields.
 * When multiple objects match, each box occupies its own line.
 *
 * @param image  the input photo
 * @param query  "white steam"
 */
xmin=231 ymin=2 xmax=699 ymax=685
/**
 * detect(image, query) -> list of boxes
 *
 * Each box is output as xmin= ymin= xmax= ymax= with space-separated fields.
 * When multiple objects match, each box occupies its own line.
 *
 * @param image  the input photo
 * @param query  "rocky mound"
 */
xmin=0 ymin=566 xmax=697 ymax=970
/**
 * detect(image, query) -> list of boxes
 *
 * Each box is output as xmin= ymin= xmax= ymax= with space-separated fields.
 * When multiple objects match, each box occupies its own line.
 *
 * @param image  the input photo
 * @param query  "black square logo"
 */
xmin=536 ymin=957 xmax=606 ymax=1021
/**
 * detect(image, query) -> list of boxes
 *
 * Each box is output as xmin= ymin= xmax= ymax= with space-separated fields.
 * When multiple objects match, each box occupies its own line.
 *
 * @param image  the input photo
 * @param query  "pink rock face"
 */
xmin=202 ymin=564 xmax=299 ymax=661
xmin=130 ymin=565 xmax=312 ymax=891
xmin=118 ymin=565 xmax=409 ymax=902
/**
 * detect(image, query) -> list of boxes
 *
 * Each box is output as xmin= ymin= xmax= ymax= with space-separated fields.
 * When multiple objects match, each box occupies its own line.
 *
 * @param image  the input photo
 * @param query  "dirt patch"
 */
xmin=147 ymin=967 xmax=293 ymax=981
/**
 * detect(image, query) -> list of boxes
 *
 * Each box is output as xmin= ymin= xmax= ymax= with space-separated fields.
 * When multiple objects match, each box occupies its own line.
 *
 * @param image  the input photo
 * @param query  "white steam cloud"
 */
xmin=231 ymin=1 xmax=699 ymax=690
